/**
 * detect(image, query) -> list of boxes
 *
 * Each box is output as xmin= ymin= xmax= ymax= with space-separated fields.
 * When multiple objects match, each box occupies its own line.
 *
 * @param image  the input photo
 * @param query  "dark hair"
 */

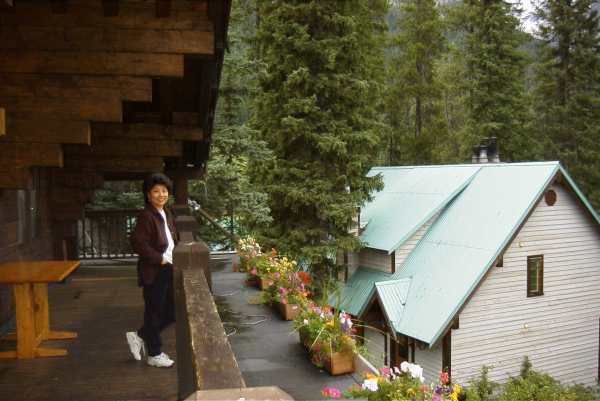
xmin=142 ymin=173 xmax=173 ymax=204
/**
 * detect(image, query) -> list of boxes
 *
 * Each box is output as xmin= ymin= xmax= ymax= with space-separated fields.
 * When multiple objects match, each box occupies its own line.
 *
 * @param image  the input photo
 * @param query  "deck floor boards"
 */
xmin=0 ymin=265 xmax=177 ymax=401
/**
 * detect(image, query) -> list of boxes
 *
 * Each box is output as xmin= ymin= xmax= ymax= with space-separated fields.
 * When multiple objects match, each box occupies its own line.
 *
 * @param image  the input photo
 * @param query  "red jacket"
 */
xmin=130 ymin=204 xmax=178 ymax=286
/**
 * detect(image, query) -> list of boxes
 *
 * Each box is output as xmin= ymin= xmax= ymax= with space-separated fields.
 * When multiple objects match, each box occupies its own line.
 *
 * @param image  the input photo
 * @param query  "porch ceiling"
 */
xmin=0 ymin=0 xmax=230 ymax=194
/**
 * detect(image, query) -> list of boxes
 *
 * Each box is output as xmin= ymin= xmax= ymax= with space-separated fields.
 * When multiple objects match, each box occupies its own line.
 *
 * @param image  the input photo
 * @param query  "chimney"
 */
xmin=471 ymin=137 xmax=500 ymax=164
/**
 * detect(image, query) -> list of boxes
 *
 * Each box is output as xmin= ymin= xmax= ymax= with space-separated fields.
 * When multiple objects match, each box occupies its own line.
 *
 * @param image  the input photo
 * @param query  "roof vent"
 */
xmin=472 ymin=137 xmax=500 ymax=164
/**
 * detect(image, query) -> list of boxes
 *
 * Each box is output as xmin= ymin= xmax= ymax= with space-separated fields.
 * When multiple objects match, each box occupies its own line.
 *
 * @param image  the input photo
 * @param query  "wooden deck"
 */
xmin=0 ymin=264 xmax=177 ymax=401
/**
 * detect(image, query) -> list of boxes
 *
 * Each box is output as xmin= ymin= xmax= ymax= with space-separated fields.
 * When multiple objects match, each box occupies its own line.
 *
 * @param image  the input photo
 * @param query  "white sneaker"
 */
xmin=126 ymin=331 xmax=145 ymax=361
xmin=147 ymin=352 xmax=174 ymax=368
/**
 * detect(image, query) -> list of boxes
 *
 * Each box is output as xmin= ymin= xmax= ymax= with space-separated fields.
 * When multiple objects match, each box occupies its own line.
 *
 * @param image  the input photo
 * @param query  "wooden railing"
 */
xmin=77 ymin=209 xmax=139 ymax=259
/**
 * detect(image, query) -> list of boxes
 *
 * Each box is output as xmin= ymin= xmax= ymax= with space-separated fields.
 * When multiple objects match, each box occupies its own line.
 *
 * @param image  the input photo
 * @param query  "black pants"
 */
xmin=137 ymin=264 xmax=175 ymax=357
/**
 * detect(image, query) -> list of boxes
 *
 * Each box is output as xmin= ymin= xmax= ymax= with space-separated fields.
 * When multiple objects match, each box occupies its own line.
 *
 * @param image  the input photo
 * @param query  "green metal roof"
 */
xmin=360 ymin=165 xmax=481 ymax=253
xmin=375 ymin=279 xmax=411 ymax=338
xmin=348 ymin=161 xmax=600 ymax=347
xmin=331 ymin=267 xmax=392 ymax=316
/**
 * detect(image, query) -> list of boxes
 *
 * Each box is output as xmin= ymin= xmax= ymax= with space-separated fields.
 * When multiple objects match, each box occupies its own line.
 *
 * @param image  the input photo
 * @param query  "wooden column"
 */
xmin=0 ymin=107 xmax=5 ymax=135
xmin=173 ymin=175 xmax=189 ymax=206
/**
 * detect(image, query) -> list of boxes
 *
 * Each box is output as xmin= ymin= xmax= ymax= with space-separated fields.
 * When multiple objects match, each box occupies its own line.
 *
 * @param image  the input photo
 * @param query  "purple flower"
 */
xmin=278 ymin=287 xmax=287 ymax=294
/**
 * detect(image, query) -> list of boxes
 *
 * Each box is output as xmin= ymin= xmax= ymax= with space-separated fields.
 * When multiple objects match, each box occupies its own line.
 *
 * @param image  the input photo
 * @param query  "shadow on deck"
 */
xmin=0 ymin=263 xmax=178 ymax=401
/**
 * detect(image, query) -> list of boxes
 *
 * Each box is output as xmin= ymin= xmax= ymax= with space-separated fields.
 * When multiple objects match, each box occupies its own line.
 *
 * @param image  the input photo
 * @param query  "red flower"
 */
xmin=298 ymin=271 xmax=311 ymax=285
xmin=439 ymin=371 xmax=449 ymax=384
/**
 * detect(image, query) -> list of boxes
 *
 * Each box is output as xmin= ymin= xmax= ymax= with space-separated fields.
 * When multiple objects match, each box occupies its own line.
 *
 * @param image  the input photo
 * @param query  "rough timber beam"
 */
xmin=0 ymin=74 xmax=152 ymax=102
xmin=0 ymin=0 xmax=13 ymax=8
xmin=0 ymin=108 xmax=5 ymax=136
xmin=50 ymin=168 xmax=104 ymax=190
xmin=129 ymin=111 xmax=200 ymax=125
xmin=64 ymin=138 xmax=182 ymax=157
xmin=0 ymin=1 xmax=210 ymax=30
xmin=0 ymin=51 xmax=184 ymax=77
xmin=0 ymin=27 xmax=214 ymax=55
xmin=0 ymin=96 xmax=122 ymax=122
xmin=0 ymin=168 xmax=31 ymax=190
xmin=64 ymin=156 xmax=164 ymax=173
xmin=93 ymin=122 xmax=204 ymax=141
xmin=0 ymin=119 xmax=90 ymax=145
xmin=0 ymin=143 xmax=63 ymax=168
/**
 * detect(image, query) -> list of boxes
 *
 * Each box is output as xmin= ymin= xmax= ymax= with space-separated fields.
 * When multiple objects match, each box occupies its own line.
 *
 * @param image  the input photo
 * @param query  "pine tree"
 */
xmin=252 ymin=0 xmax=387 ymax=276
xmin=190 ymin=0 xmax=272 ymax=248
xmin=534 ymin=0 xmax=600 ymax=209
xmin=385 ymin=0 xmax=447 ymax=165
xmin=459 ymin=0 xmax=535 ymax=162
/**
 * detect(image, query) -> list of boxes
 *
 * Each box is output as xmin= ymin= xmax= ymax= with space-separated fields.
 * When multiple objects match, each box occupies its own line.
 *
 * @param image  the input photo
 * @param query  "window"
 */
xmin=527 ymin=255 xmax=544 ymax=297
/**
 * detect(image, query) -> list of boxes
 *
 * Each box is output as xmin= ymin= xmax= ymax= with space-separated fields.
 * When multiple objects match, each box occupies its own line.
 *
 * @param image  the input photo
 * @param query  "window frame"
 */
xmin=527 ymin=255 xmax=544 ymax=297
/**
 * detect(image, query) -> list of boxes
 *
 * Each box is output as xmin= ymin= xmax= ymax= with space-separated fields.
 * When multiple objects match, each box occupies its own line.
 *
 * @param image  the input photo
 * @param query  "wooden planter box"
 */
xmin=323 ymin=351 xmax=355 ymax=376
xmin=277 ymin=302 xmax=301 ymax=320
xmin=259 ymin=277 xmax=270 ymax=290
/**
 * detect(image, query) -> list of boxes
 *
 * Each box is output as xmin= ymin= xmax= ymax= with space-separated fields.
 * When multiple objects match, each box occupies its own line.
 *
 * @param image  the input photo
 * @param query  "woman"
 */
xmin=126 ymin=173 xmax=178 ymax=368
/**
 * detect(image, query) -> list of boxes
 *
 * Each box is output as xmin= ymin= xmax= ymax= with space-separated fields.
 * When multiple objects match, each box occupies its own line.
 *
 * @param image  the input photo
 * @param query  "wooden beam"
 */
xmin=0 ymin=143 xmax=63 ymax=168
xmin=0 ymin=108 xmax=5 ymax=136
xmin=0 ymin=119 xmax=90 ymax=145
xmin=50 ymin=168 xmax=104 ymax=190
xmin=102 ymin=0 xmax=119 ymax=17
xmin=156 ymin=0 xmax=171 ymax=18
xmin=92 ymin=123 xmax=204 ymax=141
xmin=64 ymin=138 xmax=182 ymax=157
xmin=1 ymin=0 xmax=14 ymax=8
xmin=0 ymin=74 xmax=152 ymax=102
xmin=0 ymin=168 xmax=31 ymax=189
xmin=0 ymin=51 xmax=184 ymax=77
xmin=130 ymin=112 xmax=200 ymax=125
xmin=0 ymin=1 xmax=210 ymax=30
xmin=0 ymin=27 xmax=214 ymax=55
xmin=64 ymin=156 xmax=164 ymax=172
xmin=0 ymin=96 xmax=122 ymax=122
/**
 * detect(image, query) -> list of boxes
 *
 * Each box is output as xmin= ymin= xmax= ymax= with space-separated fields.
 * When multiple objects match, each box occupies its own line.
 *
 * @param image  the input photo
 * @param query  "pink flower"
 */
xmin=439 ymin=371 xmax=449 ymax=384
xmin=277 ymin=287 xmax=287 ymax=294
xmin=274 ymin=272 xmax=281 ymax=279
xmin=250 ymin=268 xmax=257 ymax=276
xmin=281 ymin=298 xmax=288 ymax=305
xmin=321 ymin=386 xmax=341 ymax=399
xmin=380 ymin=366 xmax=391 ymax=375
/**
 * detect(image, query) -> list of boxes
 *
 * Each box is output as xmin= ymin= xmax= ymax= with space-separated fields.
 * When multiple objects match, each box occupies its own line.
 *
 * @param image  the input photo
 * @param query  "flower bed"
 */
xmin=322 ymin=363 xmax=461 ymax=400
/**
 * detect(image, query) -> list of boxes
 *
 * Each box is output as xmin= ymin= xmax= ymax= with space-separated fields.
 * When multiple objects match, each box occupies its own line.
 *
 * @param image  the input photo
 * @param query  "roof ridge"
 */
xmin=371 ymin=161 xmax=560 ymax=170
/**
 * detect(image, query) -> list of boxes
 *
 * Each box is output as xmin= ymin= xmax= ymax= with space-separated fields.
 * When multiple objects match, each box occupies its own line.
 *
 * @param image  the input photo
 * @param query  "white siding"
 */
xmin=452 ymin=184 xmax=600 ymax=386
xmin=365 ymin=327 xmax=388 ymax=369
xmin=359 ymin=247 xmax=392 ymax=273
xmin=395 ymin=212 xmax=440 ymax=270
xmin=415 ymin=344 xmax=443 ymax=383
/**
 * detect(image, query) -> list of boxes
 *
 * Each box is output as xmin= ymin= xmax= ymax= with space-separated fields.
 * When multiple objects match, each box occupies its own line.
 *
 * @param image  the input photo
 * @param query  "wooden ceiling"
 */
xmin=0 ymin=0 xmax=230 ymax=193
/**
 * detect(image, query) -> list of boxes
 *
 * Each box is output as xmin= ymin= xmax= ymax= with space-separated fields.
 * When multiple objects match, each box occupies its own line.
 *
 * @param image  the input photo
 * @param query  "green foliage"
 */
xmin=455 ymin=0 xmax=537 ymax=162
xmin=252 ymin=0 xmax=387 ymax=275
xmin=464 ymin=358 xmax=600 ymax=401
xmin=384 ymin=0 xmax=448 ymax=165
xmin=190 ymin=0 xmax=272 ymax=248
xmin=88 ymin=181 xmax=144 ymax=210
xmin=533 ymin=0 xmax=600 ymax=210
xmin=464 ymin=366 xmax=499 ymax=401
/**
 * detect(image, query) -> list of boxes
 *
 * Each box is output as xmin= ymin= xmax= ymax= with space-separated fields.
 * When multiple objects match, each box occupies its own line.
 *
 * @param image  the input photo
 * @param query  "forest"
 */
xmin=94 ymin=0 xmax=600 ymax=270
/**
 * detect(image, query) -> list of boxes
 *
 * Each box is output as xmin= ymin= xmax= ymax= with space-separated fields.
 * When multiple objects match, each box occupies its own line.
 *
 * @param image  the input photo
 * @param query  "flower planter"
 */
xmin=299 ymin=329 xmax=311 ymax=350
xmin=259 ymin=277 xmax=271 ymax=290
xmin=277 ymin=302 xmax=301 ymax=320
xmin=323 ymin=351 xmax=355 ymax=376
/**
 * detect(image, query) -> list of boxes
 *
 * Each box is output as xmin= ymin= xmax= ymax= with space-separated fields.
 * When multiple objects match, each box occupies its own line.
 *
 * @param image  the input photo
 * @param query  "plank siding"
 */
xmin=452 ymin=185 xmax=600 ymax=386
xmin=414 ymin=344 xmax=443 ymax=383
xmin=365 ymin=327 xmax=387 ymax=369
xmin=394 ymin=213 xmax=439 ymax=270
xmin=359 ymin=247 xmax=392 ymax=273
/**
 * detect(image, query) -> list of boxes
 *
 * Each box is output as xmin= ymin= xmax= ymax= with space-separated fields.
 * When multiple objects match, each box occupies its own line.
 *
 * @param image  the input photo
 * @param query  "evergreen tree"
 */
xmin=459 ymin=0 xmax=535 ymax=161
xmin=190 ymin=0 xmax=272 ymax=248
xmin=385 ymin=0 xmax=447 ymax=165
xmin=534 ymin=0 xmax=600 ymax=209
xmin=252 ymin=0 xmax=387 ymax=276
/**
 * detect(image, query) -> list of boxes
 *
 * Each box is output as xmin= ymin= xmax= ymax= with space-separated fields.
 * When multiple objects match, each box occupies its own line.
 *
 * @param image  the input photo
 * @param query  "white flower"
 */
xmin=393 ymin=366 xmax=401 ymax=374
xmin=361 ymin=378 xmax=379 ymax=392
xmin=303 ymin=319 xmax=309 ymax=325
xmin=400 ymin=361 xmax=410 ymax=373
